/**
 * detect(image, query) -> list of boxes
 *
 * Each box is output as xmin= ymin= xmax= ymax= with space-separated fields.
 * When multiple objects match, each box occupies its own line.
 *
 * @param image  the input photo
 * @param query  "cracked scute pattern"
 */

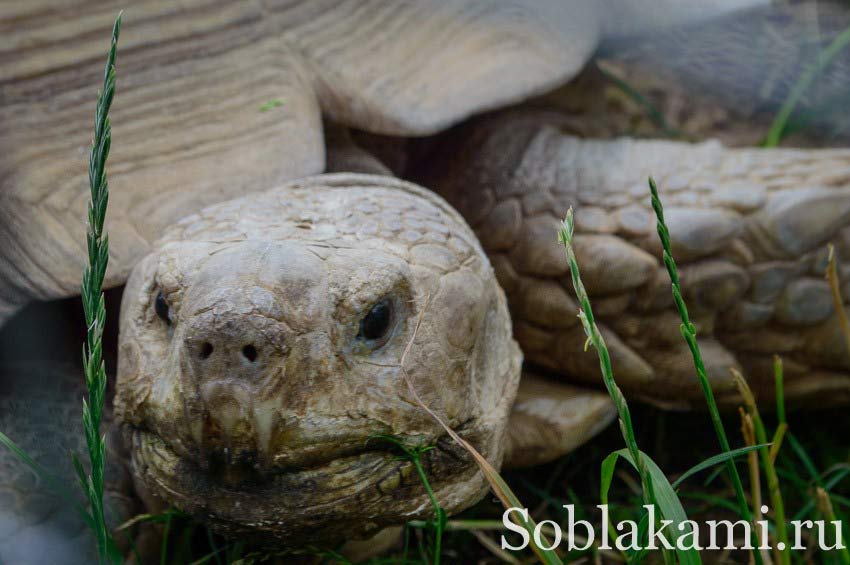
xmin=115 ymin=173 xmax=522 ymax=544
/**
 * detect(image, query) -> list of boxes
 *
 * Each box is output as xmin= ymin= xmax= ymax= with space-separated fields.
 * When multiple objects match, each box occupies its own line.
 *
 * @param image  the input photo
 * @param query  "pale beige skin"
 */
xmin=6 ymin=0 xmax=850 ymax=556
xmin=116 ymin=173 xmax=558 ymax=543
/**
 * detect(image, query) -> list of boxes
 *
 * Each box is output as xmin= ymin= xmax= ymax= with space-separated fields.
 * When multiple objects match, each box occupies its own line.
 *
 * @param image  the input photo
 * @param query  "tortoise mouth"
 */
xmin=127 ymin=424 xmax=479 ymax=541
xmin=130 ymin=425 xmax=410 ymax=490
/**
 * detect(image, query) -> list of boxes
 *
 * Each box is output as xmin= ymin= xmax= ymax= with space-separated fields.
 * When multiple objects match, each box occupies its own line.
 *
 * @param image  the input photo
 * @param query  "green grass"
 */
xmin=76 ymin=12 xmax=122 ymax=563
xmin=595 ymin=61 xmax=680 ymax=138
xmin=0 ymin=13 xmax=123 ymax=563
xmin=559 ymin=207 xmax=695 ymax=564
xmin=394 ymin=299 xmax=564 ymax=565
xmin=369 ymin=435 xmax=447 ymax=565
xmin=764 ymin=24 xmax=850 ymax=147
xmin=3 ymin=11 xmax=850 ymax=564
xmin=648 ymin=177 xmax=763 ymax=563
xmin=5 ymin=170 xmax=848 ymax=565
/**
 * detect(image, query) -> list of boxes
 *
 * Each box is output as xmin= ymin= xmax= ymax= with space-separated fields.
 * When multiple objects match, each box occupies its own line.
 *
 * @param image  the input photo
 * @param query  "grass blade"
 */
xmin=397 ymin=298 xmax=562 ymax=565
xmin=648 ymin=177 xmax=763 ymax=564
xmin=787 ymin=432 xmax=825 ymax=490
xmin=605 ymin=449 xmax=702 ymax=564
xmin=0 ymin=430 xmax=93 ymax=529
xmin=732 ymin=370 xmax=790 ymax=565
xmin=672 ymin=444 xmax=769 ymax=489
xmin=559 ymin=209 xmax=690 ymax=565
xmin=369 ymin=435 xmax=445 ymax=565
xmin=826 ymin=244 xmax=850 ymax=358
xmin=595 ymin=61 xmax=679 ymax=137
xmin=79 ymin=12 xmax=122 ymax=563
xmin=764 ymin=25 xmax=850 ymax=147
xmin=793 ymin=467 xmax=850 ymax=522
xmin=816 ymin=488 xmax=850 ymax=565
xmin=557 ymin=210 xmax=656 ymax=508
xmin=770 ymin=357 xmax=788 ymax=464
xmin=740 ymin=410 xmax=771 ymax=563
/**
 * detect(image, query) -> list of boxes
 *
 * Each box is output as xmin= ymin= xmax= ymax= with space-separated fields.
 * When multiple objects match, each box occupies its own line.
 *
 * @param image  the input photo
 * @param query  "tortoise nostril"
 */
xmin=242 ymin=344 xmax=257 ymax=362
xmin=199 ymin=342 xmax=214 ymax=360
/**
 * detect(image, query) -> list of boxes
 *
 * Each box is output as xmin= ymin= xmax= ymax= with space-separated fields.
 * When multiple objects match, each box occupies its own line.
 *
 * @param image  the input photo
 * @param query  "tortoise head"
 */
xmin=115 ymin=173 xmax=521 ymax=544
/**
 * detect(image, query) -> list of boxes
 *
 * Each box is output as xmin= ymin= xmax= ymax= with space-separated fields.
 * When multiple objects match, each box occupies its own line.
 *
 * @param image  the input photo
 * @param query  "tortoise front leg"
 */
xmin=422 ymin=111 xmax=850 ymax=409
xmin=503 ymin=371 xmax=615 ymax=468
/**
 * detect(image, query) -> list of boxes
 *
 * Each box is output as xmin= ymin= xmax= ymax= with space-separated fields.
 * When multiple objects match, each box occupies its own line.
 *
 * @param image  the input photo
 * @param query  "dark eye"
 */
xmin=155 ymin=291 xmax=171 ymax=326
xmin=357 ymin=299 xmax=392 ymax=342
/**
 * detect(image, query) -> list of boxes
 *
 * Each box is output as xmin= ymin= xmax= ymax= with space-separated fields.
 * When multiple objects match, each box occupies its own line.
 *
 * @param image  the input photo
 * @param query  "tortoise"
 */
xmin=4 ymin=0 xmax=850 ymax=560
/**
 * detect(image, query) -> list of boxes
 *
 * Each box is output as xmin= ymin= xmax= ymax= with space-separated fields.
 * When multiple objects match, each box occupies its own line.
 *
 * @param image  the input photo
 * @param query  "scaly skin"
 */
xmin=115 ymin=173 xmax=522 ymax=544
xmin=419 ymin=110 xmax=850 ymax=409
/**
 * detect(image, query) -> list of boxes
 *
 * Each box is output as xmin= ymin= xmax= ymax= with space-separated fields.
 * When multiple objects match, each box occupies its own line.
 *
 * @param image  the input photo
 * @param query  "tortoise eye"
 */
xmin=357 ymin=298 xmax=392 ymax=342
xmin=154 ymin=291 xmax=171 ymax=326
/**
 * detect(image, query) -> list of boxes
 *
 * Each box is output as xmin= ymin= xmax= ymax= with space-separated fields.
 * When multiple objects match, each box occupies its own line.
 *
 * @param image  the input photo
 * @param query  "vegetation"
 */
xmin=131 ymin=181 xmax=849 ymax=565
xmin=764 ymin=26 xmax=850 ymax=147
xmin=77 ymin=12 xmax=123 ymax=563
xmin=0 ymin=12 xmax=123 ymax=565
xmin=1 ymin=10 xmax=849 ymax=565
xmin=370 ymin=435 xmax=447 ymax=565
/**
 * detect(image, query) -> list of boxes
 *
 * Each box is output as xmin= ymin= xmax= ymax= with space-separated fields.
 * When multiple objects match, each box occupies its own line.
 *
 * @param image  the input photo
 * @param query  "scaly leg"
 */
xmin=422 ymin=111 xmax=850 ymax=409
xmin=503 ymin=370 xmax=615 ymax=468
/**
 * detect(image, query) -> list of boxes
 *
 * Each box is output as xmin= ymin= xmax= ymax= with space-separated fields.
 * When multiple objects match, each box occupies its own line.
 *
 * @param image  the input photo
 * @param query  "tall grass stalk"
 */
xmin=559 ymin=210 xmax=699 ymax=565
xmin=816 ymin=487 xmax=850 ymax=564
xmin=557 ymin=209 xmax=656 ymax=512
xmin=739 ymin=410 xmax=768 ymax=558
xmin=826 ymin=244 xmax=850 ymax=355
xmin=648 ymin=177 xmax=763 ymax=564
xmin=769 ymin=356 xmax=787 ymax=464
xmin=77 ymin=12 xmax=122 ymax=562
xmin=732 ymin=371 xmax=789 ymax=565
